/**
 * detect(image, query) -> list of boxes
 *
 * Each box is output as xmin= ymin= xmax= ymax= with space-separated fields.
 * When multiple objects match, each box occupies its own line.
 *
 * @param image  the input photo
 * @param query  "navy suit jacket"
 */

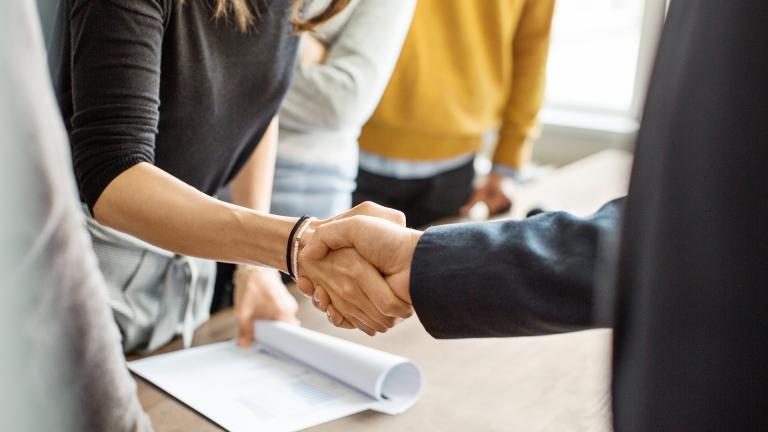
xmin=410 ymin=2 xmax=768 ymax=430
xmin=411 ymin=199 xmax=621 ymax=338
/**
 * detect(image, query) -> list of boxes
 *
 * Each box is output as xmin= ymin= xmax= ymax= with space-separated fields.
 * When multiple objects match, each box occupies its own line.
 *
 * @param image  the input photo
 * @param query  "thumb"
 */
xmin=331 ymin=201 xmax=406 ymax=227
xmin=301 ymin=220 xmax=357 ymax=260
xmin=237 ymin=311 xmax=254 ymax=347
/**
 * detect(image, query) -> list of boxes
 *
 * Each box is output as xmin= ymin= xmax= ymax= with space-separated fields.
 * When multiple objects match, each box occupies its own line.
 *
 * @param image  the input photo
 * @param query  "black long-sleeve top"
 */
xmin=49 ymin=0 xmax=299 ymax=209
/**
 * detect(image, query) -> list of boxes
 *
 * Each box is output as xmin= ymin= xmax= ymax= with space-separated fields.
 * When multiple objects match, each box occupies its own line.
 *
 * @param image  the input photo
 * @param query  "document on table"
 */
xmin=128 ymin=321 xmax=422 ymax=432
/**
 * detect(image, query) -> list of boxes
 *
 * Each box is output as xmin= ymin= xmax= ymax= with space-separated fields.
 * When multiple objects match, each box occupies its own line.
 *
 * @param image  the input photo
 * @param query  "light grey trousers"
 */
xmin=84 ymin=208 xmax=216 ymax=353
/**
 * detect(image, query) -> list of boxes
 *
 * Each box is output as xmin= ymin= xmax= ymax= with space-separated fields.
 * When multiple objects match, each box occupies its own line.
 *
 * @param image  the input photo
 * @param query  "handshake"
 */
xmin=296 ymin=202 xmax=424 ymax=336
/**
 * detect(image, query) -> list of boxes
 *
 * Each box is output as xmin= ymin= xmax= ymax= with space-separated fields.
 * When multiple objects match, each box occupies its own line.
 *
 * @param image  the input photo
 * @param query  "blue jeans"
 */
xmin=270 ymin=158 xmax=355 ymax=219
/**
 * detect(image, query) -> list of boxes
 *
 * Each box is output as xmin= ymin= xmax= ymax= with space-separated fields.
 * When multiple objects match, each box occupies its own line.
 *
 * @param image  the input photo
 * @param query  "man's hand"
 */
xmin=299 ymin=216 xmax=423 ymax=331
xmin=234 ymin=266 xmax=299 ymax=347
xmin=298 ymin=200 xmax=407 ymax=299
xmin=460 ymin=173 xmax=515 ymax=218
xmin=318 ymin=200 xmax=407 ymax=227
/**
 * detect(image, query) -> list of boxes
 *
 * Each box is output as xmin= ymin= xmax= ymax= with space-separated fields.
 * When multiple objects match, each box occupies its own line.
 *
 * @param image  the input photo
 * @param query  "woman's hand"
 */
xmin=234 ymin=266 xmax=299 ymax=347
xmin=299 ymin=247 xmax=413 ymax=336
xmin=299 ymin=35 xmax=328 ymax=68
xmin=298 ymin=214 xmax=421 ymax=333
xmin=292 ymin=201 xmax=412 ymax=336
xmin=460 ymin=173 xmax=515 ymax=218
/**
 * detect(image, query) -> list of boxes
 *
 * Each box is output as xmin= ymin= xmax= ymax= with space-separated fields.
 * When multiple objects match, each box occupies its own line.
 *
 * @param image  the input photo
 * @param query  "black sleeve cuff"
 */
xmin=77 ymin=153 xmax=153 ymax=212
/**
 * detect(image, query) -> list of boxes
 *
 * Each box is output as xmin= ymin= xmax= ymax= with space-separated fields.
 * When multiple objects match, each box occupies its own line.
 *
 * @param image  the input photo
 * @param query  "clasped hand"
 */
xmin=297 ymin=202 xmax=423 ymax=336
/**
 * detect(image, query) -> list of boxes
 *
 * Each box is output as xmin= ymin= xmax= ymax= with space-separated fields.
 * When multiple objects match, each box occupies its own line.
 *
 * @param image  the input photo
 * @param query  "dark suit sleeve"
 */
xmin=410 ymin=199 xmax=622 ymax=339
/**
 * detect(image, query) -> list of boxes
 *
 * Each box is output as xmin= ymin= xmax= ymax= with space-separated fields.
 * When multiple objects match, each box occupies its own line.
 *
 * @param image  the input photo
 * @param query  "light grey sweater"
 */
xmin=0 ymin=1 xmax=151 ymax=430
xmin=277 ymin=0 xmax=416 ymax=181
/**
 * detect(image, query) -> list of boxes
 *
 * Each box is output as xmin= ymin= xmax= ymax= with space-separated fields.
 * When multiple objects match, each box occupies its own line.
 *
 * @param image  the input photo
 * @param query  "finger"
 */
xmin=296 ymin=277 xmax=316 ymax=297
xmin=354 ymin=258 xmax=412 ymax=319
xmin=310 ymin=288 xmax=328 ymax=313
xmin=236 ymin=308 xmax=254 ymax=347
xmin=337 ymin=311 xmax=376 ymax=336
xmin=459 ymin=200 xmax=477 ymax=217
xmin=307 ymin=249 xmax=397 ymax=329
xmin=327 ymin=304 xmax=343 ymax=326
xmin=460 ymin=190 xmax=485 ymax=217
xmin=347 ymin=278 xmax=397 ymax=330
xmin=327 ymin=267 xmax=395 ymax=330
xmin=354 ymin=298 xmax=396 ymax=330
xmin=324 ymin=288 xmax=384 ymax=334
xmin=487 ymin=194 xmax=513 ymax=215
xmin=314 ymin=285 xmax=331 ymax=311
xmin=301 ymin=220 xmax=356 ymax=261
xmin=327 ymin=305 xmax=354 ymax=329
xmin=233 ymin=279 xmax=250 ymax=346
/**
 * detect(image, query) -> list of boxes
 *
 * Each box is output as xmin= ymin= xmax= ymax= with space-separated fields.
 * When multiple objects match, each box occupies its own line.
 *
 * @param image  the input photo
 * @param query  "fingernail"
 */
xmin=326 ymin=311 xmax=333 ymax=324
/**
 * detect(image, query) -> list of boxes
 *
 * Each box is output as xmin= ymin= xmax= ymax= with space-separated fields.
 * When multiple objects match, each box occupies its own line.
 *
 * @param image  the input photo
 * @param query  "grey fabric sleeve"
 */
xmin=0 ymin=1 xmax=152 ymax=430
xmin=279 ymin=0 xmax=416 ymax=132
xmin=410 ymin=199 xmax=623 ymax=339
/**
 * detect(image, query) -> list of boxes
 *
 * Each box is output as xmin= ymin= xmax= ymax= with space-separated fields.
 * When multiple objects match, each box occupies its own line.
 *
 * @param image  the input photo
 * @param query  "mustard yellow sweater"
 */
xmin=359 ymin=0 xmax=555 ymax=171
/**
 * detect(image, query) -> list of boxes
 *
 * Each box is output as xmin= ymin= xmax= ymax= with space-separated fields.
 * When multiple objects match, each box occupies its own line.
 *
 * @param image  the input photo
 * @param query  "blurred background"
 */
xmin=3 ymin=1 xmax=671 ymax=431
xmin=34 ymin=0 xmax=667 ymax=172
xmin=536 ymin=0 xmax=665 ymax=164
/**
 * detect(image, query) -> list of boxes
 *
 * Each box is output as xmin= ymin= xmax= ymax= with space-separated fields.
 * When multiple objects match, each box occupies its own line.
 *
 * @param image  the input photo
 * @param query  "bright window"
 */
xmin=545 ymin=0 xmax=661 ymax=118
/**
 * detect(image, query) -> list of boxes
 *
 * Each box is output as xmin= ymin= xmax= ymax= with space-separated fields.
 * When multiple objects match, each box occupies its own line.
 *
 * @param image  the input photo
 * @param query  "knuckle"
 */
xmin=296 ymin=281 xmax=312 ymax=295
xmin=349 ymin=259 xmax=364 ymax=275
xmin=313 ymin=224 xmax=328 ymax=237
xmin=382 ymin=316 xmax=397 ymax=328
xmin=334 ymin=301 xmax=353 ymax=317
xmin=348 ymin=215 xmax=366 ymax=230
xmin=372 ymin=318 xmax=387 ymax=330
xmin=389 ymin=209 xmax=406 ymax=225
xmin=317 ymin=298 xmax=329 ymax=311
xmin=317 ymin=290 xmax=330 ymax=304
xmin=329 ymin=310 xmax=341 ymax=326
xmin=381 ymin=301 xmax=401 ymax=317
xmin=339 ymin=284 xmax=357 ymax=299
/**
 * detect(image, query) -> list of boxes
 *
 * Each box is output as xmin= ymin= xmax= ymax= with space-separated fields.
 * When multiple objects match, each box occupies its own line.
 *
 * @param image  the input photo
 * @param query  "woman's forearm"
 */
xmin=93 ymin=162 xmax=295 ymax=272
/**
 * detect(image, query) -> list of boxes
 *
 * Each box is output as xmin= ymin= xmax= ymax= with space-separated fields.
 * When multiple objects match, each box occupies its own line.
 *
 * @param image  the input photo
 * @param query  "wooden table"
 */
xmin=133 ymin=149 xmax=633 ymax=432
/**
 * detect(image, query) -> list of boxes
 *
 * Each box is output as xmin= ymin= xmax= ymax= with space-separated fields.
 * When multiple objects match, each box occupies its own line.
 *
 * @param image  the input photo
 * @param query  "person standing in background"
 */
xmin=355 ymin=0 xmax=556 ymax=228
xmin=271 ymin=0 xmax=416 ymax=219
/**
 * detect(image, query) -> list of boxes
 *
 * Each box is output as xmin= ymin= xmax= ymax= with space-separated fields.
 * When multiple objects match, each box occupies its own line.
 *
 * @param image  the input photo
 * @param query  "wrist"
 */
xmin=490 ymin=164 xmax=519 ymax=182
xmin=290 ymin=217 xmax=315 ymax=280
xmin=399 ymin=229 xmax=423 ymax=304
xmin=228 ymin=206 xmax=297 ymax=273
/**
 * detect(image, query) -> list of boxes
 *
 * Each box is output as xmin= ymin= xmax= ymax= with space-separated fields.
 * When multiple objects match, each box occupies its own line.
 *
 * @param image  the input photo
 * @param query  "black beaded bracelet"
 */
xmin=286 ymin=215 xmax=311 ymax=279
